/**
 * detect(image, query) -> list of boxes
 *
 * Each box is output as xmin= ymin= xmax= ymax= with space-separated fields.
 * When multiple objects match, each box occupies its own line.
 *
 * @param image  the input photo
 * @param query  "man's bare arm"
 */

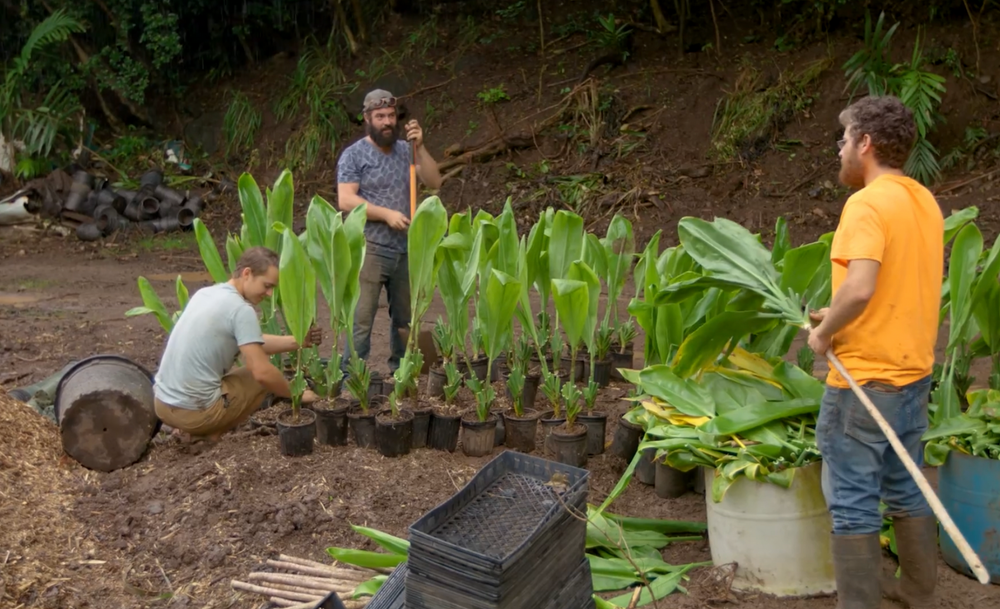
xmin=261 ymin=334 xmax=297 ymax=355
xmin=338 ymin=182 xmax=391 ymax=221
xmin=240 ymin=342 xmax=292 ymax=398
xmin=415 ymin=144 xmax=442 ymax=190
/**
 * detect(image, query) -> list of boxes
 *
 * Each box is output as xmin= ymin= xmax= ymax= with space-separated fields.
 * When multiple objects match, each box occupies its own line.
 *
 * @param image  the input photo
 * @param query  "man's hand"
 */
xmin=301 ymin=325 xmax=323 ymax=348
xmin=385 ymin=209 xmax=410 ymax=231
xmin=809 ymin=308 xmax=828 ymax=327
xmin=301 ymin=389 xmax=320 ymax=404
xmin=808 ymin=308 xmax=831 ymax=355
xmin=405 ymin=119 xmax=423 ymax=149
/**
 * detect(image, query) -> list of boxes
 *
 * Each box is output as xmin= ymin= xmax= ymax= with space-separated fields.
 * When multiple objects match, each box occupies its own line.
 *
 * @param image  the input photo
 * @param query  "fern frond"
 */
xmin=12 ymin=9 xmax=86 ymax=77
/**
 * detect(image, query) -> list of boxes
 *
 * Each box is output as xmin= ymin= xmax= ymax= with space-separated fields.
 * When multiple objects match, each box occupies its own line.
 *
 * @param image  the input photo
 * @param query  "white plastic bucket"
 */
xmin=704 ymin=461 xmax=835 ymax=597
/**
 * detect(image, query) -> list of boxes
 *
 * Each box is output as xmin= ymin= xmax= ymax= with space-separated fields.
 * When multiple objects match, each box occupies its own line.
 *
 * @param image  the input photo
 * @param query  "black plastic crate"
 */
xmin=408 ymin=451 xmax=589 ymax=570
xmin=365 ymin=561 xmax=406 ymax=609
xmin=405 ymin=555 xmax=595 ymax=609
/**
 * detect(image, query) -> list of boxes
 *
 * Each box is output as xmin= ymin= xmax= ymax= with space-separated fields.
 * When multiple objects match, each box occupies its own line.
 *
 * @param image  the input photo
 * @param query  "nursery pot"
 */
xmin=410 ymin=404 xmax=432 ymax=449
xmin=368 ymin=371 xmax=384 ymax=401
xmin=938 ymin=451 xmax=1000 ymax=583
xmin=611 ymin=417 xmax=643 ymax=461
xmin=347 ymin=401 xmax=377 ymax=449
xmin=375 ymin=408 xmax=414 ymax=458
xmin=539 ymin=409 xmax=566 ymax=454
xmin=468 ymin=356 xmax=489 ymax=382
xmin=560 ymin=355 xmax=585 ymax=381
xmin=550 ymin=422 xmax=588 ymax=468
xmin=704 ymin=461 xmax=835 ymax=596
xmin=426 ymin=366 xmax=447 ymax=398
xmin=314 ymin=398 xmax=350 ymax=446
xmin=502 ymin=372 xmax=539 ymax=410
xmin=636 ymin=447 xmax=657 ymax=485
xmin=578 ymin=410 xmax=608 ymax=455
xmin=591 ymin=358 xmax=612 ymax=388
xmin=655 ymin=460 xmax=694 ymax=498
xmin=460 ymin=412 xmax=496 ymax=458
xmin=490 ymin=354 xmax=507 ymax=382
xmin=503 ymin=408 xmax=539 ymax=453
xmin=276 ymin=408 xmax=316 ymax=457
xmin=428 ymin=409 xmax=461 ymax=452
xmin=76 ymin=222 xmax=102 ymax=242
xmin=490 ymin=404 xmax=509 ymax=446
xmin=610 ymin=344 xmax=635 ymax=382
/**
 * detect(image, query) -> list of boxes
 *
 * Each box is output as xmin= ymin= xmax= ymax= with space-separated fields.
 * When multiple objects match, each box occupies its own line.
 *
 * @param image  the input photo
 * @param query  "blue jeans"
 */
xmin=815 ymin=375 xmax=933 ymax=535
xmin=345 ymin=243 xmax=411 ymax=372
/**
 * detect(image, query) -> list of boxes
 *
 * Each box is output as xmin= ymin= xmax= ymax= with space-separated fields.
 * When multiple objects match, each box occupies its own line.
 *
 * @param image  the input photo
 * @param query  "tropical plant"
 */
xmin=602 ymin=214 xmax=636 ymax=333
xmin=923 ymin=388 xmax=1000 ymax=467
xmin=506 ymin=366 xmax=526 ymax=417
xmin=125 ymin=276 xmax=189 ymax=333
xmin=345 ymin=354 xmax=372 ymax=412
xmin=274 ymin=222 xmax=317 ymax=420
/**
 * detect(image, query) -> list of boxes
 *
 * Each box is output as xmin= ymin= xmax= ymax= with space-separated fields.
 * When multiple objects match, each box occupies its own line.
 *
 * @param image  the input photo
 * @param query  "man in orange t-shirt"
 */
xmin=808 ymin=95 xmax=942 ymax=609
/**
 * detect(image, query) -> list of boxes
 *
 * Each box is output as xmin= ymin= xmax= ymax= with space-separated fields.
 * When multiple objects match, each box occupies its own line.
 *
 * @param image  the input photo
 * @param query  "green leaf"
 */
xmin=771 ymin=217 xmax=790 ymax=264
xmin=772 ymin=361 xmax=824 ymax=400
xmin=947 ymin=222 xmax=983 ymax=352
xmin=132 ymin=276 xmax=173 ymax=332
xmin=325 ymin=548 xmax=405 ymax=569
xmin=943 ymin=206 xmax=978 ymax=246
xmin=567 ymin=260 xmax=601 ymax=354
xmin=698 ymin=398 xmax=820 ymax=437
xmin=350 ymin=525 xmax=410 ymax=555
xmin=604 ymin=214 xmax=635 ymax=324
xmin=351 ymin=576 xmax=388 ymax=599
xmin=275 ymin=222 xmax=316 ymax=349
xmin=225 ymin=234 xmax=244 ymax=275
xmin=342 ymin=203 xmax=368 ymax=353
xmin=408 ymin=196 xmax=449 ymax=328
xmin=548 ymin=209 xmax=584 ymax=280
xmin=175 ymin=276 xmax=189 ymax=310
xmin=672 ymin=311 xmax=775 ymax=378
xmin=552 ymin=278 xmax=590 ymax=351
xmin=483 ymin=269 xmax=522 ymax=363
xmin=238 ymin=172 xmax=267 ymax=247
xmin=636 ymin=365 xmax=714 ymax=418
xmin=602 ymin=512 xmax=707 ymax=535
xmin=266 ymin=170 xmax=294 ymax=253
xmin=606 ymin=567 xmax=691 ymax=606
xmin=193 ymin=218 xmax=229 ymax=283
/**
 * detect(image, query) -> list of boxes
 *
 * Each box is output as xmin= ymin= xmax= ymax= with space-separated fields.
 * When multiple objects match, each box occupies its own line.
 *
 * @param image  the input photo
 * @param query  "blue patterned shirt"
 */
xmin=337 ymin=137 xmax=412 ymax=253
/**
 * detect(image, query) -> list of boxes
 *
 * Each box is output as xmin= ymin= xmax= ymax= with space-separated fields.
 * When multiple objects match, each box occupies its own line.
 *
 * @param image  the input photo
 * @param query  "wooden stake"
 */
xmin=825 ymin=349 xmax=990 ymax=585
xmin=248 ymin=572 xmax=357 ymax=593
xmin=266 ymin=559 xmax=372 ymax=580
xmin=231 ymin=580 xmax=321 ymax=602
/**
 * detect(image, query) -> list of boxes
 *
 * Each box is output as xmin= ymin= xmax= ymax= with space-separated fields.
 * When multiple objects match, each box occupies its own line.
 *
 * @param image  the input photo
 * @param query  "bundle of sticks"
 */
xmin=231 ymin=553 xmax=389 ymax=609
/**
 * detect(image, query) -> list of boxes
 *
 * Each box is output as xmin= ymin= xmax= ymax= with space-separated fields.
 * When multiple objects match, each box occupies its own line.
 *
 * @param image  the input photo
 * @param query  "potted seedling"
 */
xmin=427 ymin=317 xmax=452 ymax=398
xmin=428 ymin=360 xmax=464 ymax=451
xmin=549 ymin=265 xmax=594 ymax=467
xmin=273 ymin=223 xmax=318 ymax=457
xmin=612 ymin=318 xmax=638 ymax=380
xmin=345 ymin=354 xmax=378 ymax=448
xmin=576 ymin=257 xmax=608 ymax=455
xmin=602 ymin=213 xmax=637 ymax=379
xmin=303 ymin=196 xmax=366 ymax=447
xmin=377 ymin=350 xmax=418 ymax=457
xmin=502 ymin=334 xmax=541 ymax=453
xmin=460 ymin=268 xmax=521 ymax=457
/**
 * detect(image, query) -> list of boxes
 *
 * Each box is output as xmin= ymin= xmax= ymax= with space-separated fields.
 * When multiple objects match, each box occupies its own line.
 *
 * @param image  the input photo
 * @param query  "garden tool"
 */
xmin=821 ymin=349 xmax=990 ymax=585
xmin=409 ymin=138 xmax=417 ymax=218
xmin=804 ymin=297 xmax=988 ymax=583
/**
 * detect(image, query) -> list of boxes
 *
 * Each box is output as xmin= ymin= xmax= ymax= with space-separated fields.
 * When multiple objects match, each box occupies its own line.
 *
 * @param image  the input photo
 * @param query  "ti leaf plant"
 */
xmin=552 ymin=271 xmax=591 ymax=430
xmin=274 ymin=221 xmax=317 ymax=420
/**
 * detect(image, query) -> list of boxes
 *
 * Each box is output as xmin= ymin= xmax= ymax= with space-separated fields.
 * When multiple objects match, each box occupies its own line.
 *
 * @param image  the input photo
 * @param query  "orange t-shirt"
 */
xmin=825 ymin=173 xmax=944 ymax=389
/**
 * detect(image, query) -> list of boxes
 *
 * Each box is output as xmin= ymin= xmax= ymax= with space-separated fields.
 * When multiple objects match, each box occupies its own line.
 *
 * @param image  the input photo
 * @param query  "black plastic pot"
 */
xmin=490 ymin=405 xmax=508 ymax=446
xmin=117 ymin=189 xmax=138 ymax=209
xmin=78 ymin=191 xmax=99 ymax=216
xmin=460 ymin=412 xmax=496 ymax=457
xmin=550 ymin=422 xmax=588 ymax=468
xmin=560 ymin=355 xmax=585 ymax=381
xmin=655 ymin=460 xmax=693 ymax=498
xmin=276 ymin=408 xmax=316 ymax=457
xmin=314 ymin=398 xmax=350 ymax=446
xmin=410 ymin=405 xmax=432 ymax=449
xmin=71 ymin=169 xmax=94 ymax=188
xmin=347 ymin=403 xmax=377 ymax=449
xmin=611 ymin=417 xmax=643 ymax=461
xmin=502 ymin=371 xmax=539 ymax=410
xmin=154 ymin=184 xmax=185 ymax=206
xmin=184 ymin=195 xmax=205 ymax=216
xmin=591 ymin=358 xmax=612 ymax=387
xmin=636 ymin=447 xmax=657 ymax=485
xmin=76 ymin=222 xmax=102 ymax=242
xmin=503 ymin=408 xmax=539 ymax=453
xmin=468 ymin=356 xmax=489 ymax=382
xmin=426 ymin=366 xmax=446 ymax=397
xmin=610 ymin=347 xmax=634 ymax=382
xmin=151 ymin=216 xmax=182 ymax=233
xmin=490 ymin=354 xmax=506 ymax=382
xmin=428 ymin=409 xmax=461 ymax=452
xmin=579 ymin=411 xmax=608 ymax=455
xmin=375 ymin=408 xmax=413 ymax=458
xmin=139 ymin=169 xmax=163 ymax=188
xmin=177 ymin=207 xmax=196 ymax=230
xmin=368 ymin=371 xmax=384 ymax=401
xmin=539 ymin=409 xmax=566 ymax=454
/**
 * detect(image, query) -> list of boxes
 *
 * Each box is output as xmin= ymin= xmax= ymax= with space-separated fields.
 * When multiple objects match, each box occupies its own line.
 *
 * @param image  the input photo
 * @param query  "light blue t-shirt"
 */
xmin=153 ymin=283 xmax=264 ymax=410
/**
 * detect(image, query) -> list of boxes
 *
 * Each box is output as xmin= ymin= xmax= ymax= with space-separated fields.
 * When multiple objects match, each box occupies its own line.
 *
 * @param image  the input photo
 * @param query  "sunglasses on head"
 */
xmin=366 ymin=97 xmax=397 ymax=111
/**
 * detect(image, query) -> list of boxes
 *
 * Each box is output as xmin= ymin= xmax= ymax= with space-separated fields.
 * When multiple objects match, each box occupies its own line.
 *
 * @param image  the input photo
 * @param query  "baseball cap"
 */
xmin=363 ymin=89 xmax=396 ymax=113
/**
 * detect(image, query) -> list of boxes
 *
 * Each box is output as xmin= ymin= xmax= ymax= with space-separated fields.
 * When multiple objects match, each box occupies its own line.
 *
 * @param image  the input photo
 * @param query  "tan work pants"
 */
xmin=154 ymin=367 xmax=266 ymax=437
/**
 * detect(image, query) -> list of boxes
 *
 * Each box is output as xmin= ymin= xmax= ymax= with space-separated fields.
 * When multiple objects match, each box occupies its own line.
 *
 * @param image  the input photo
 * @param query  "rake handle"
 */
xmin=409 ymin=141 xmax=417 ymax=219
xmin=825 ymin=349 xmax=990 ymax=585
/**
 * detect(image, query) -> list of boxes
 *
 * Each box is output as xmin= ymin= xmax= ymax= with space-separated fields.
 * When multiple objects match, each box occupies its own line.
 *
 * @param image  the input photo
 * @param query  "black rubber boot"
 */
xmin=831 ymin=533 xmax=883 ymax=609
xmin=882 ymin=516 xmax=937 ymax=609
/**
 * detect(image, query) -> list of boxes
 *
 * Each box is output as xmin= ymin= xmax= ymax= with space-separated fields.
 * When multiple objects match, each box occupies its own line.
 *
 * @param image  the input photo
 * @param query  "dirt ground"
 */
xmin=2 ymin=232 xmax=1000 ymax=609
xmin=4 ymin=2 xmax=1000 ymax=607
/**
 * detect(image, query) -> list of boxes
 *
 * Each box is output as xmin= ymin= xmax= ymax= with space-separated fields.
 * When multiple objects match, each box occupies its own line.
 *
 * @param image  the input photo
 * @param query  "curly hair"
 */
xmin=839 ymin=96 xmax=917 ymax=169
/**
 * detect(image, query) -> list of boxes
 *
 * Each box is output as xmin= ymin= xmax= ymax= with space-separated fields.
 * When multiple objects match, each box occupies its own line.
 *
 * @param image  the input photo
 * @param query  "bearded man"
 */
xmin=808 ymin=95 xmax=943 ymax=609
xmin=336 ymin=89 xmax=442 ymax=372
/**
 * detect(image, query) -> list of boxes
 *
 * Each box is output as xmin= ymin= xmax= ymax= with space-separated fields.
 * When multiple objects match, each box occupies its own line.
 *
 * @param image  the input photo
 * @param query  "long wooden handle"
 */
xmin=410 ymin=143 xmax=417 ymax=218
xmin=825 ymin=350 xmax=990 ymax=585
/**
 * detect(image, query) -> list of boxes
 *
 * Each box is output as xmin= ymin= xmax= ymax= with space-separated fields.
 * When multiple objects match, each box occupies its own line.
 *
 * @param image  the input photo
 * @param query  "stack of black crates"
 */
xmin=398 ymin=450 xmax=594 ymax=609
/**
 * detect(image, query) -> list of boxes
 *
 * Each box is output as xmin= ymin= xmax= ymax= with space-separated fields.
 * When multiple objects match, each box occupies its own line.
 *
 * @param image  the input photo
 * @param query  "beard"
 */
xmin=838 ymin=150 xmax=865 ymax=189
xmin=367 ymin=121 xmax=398 ymax=147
